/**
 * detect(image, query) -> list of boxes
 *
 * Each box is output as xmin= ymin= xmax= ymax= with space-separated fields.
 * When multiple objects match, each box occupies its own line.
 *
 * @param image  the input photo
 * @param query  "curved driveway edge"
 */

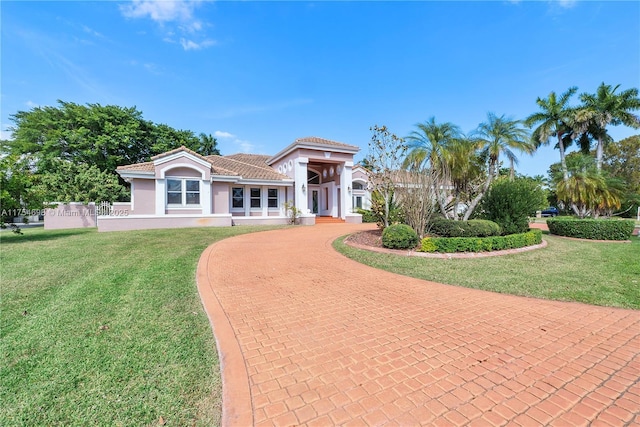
xmin=198 ymin=223 xmax=640 ymax=426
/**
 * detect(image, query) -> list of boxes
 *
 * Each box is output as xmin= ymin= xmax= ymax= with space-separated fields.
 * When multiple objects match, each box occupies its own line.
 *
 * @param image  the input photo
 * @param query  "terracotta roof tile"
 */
xmin=151 ymin=145 xmax=211 ymax=163
xmin=206 ymin=155 xmax=289 ymax=181
xmin=294 ymin=136 xmax=359 ymax=150
xmin=117 ymin=162 xmax=154 ymax=172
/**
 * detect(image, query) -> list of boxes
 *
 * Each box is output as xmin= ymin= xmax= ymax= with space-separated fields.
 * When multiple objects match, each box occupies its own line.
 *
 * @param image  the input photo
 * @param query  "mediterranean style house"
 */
xmin=96 ymin=137 xmax=371 ymax=231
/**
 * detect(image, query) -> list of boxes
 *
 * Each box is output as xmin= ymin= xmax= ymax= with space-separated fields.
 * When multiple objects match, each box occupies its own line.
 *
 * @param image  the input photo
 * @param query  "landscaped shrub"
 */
xmin=382 ymin=224 xmax=419 ymax=249
xmin=546 ymin=218 xmax=634 ymax=240
xmin=476 ymin=177 xmax=546 ymax=235
xmin=420 ymin=229 xmax=542 ymax=253
xmin=428 ymin=218 xmax=501 ymax=238
xmin=356 ymin=208 xmax=378 ymax=223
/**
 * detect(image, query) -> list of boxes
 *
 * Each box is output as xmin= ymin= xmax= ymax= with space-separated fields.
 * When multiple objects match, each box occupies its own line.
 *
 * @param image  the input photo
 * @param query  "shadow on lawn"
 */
xmin=0 ymin=228 xmax=94 ymax=244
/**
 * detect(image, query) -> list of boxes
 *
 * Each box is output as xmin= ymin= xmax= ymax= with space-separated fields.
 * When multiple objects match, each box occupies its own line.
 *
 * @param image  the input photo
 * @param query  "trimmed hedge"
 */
xmin=382 ymin=224 xmax=420 ymax=249
xmin=420 ymin=229 xmax=542 ymax=253
xmin=355 ymin=208 xmax=378 ymax=223
xmin=428 ymin=218 xmax=502 ymax=238
xmin=546 ymin=218 xmax=634 ymax=241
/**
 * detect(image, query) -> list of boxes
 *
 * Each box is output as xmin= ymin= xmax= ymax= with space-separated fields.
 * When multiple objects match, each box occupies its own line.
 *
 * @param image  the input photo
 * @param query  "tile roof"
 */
xmin=206 ymin=154 xmax=289 ymax=181
xmin=151 ymin=145 xmax=211 ymax=163
xmin=117 ymin=162 xmax=154 ymax=172
xmin=294 ymin=136 xmax=359 ymax=150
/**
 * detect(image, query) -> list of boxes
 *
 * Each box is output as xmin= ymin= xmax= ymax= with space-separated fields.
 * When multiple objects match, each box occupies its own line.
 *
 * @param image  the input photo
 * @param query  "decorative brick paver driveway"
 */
xmin=197 ymin=223 xmax=640 ymax=426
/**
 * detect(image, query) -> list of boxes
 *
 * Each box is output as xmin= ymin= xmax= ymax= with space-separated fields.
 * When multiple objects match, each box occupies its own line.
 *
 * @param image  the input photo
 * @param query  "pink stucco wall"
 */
xmin=131 ymin=179 xmax=155 ymax=215
xmin=44 ymin=203 xmax=97 ymax=229
xmin=212 ymin=182 xmax=230 ymax=214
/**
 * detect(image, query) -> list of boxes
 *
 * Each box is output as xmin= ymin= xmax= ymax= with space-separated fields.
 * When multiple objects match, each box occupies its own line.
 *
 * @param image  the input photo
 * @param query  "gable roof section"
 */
xmin=268 ymin=136 xmax=360 ymax=165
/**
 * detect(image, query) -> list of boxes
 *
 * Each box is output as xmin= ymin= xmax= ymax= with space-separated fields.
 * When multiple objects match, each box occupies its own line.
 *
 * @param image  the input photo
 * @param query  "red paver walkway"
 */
xmin=197 ymin=223 xmax=640 ymax=426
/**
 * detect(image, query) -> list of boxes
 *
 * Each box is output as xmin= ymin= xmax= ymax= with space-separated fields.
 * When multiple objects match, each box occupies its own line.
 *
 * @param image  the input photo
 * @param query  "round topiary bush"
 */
xmin=547 ymin=218 xmax=634 ymax=241
xmin=382 ymin=224 xmax=420 ymax=249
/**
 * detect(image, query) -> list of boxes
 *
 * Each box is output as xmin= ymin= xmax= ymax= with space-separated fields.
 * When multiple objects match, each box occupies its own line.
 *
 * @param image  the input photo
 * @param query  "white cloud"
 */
xmin=120 ymin=0 xmax=198 ymax=24
xmin=25 ymin=100 xmax=39 ymax=108
xmin=233 ymin=139 xmax=256 ymax=154
xmin=214 ymin=131 xmax=235 ymax=138
xmin=180 ymin=38 xmax=216 ymax=51
xmin=120 ymin=0 xmax=216 ymax=51
xmin=556 ymin=0 xmax=577 ymax=9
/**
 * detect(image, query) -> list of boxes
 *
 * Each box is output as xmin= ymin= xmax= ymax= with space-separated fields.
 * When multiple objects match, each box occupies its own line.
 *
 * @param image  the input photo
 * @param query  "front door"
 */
xmin=311 ymin=190 xmax=319 ymax=214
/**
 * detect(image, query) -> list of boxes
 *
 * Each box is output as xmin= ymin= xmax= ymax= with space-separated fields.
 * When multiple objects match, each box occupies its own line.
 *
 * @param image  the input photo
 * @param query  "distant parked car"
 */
xmin=541 ymin=207 xmax=559 ymax=217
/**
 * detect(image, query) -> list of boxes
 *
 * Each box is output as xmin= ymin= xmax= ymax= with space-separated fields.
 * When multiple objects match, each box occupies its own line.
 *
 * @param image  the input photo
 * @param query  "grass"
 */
xmin=334 ymin=232 xmax=640 ymax=310
xmin=0 ymin=225 xmax=283 ymax=426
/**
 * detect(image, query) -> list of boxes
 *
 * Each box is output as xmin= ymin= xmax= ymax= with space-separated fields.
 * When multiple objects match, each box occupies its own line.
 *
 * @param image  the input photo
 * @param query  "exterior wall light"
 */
xmin=302 ymin=183 xmax=306 ymax=194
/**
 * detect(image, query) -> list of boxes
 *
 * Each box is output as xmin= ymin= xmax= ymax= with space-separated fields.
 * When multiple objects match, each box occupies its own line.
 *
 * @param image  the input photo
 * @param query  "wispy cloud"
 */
xmin=180 ymin=37 xmax=216 ymax=51
xmin=120 ymin=0 xmax=199 ymax=23
xmin=25 ymin=100 xmax=39 ymax=108
xmin=214 ymin=131 xmax=259 ymax=154
xmin=120 ymin=0 xmax=216 ymax=51
xmin=214 ymin=131 xmax=235 ymax=139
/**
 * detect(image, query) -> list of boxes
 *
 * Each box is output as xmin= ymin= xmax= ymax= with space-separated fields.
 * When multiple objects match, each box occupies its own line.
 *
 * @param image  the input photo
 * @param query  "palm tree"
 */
xmin=404 ymin=118 xmax=463 ymax=218
xmin=465 ymin=113 xmax=532 ymax=219
xmin=473 ymin=113 xmax=532 ymax=181
xmin=198 ymin=133 xmax=220 ymax=156
xmin=404 ymin=117 xmax=462 ymax=171
xmin=575 ymin=83 xmax=640 ymax=171
xmin=524 ymin=87 xmax=577 ymax=183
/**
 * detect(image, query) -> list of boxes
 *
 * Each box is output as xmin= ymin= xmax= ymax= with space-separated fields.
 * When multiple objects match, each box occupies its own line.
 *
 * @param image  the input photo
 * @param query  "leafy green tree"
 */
xmin=477 ymin=176 xmax=546 ymax=235
xmin=574 ymin=83 xmax=640 ymax=171
xmin=3 ymin=100 xmax=216 ymax=207
xmin=30 ymin=160 xmax=128 ymax=204
xmin=603 ymin=135 xmax=640 ymax=217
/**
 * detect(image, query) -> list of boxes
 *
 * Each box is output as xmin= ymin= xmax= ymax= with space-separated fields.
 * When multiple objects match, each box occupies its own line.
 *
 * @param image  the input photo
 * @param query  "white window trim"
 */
xmin=166 ymin=177 xmax=201 ymax=208
xmin=267 ymin=188 xmax=279 ymax=210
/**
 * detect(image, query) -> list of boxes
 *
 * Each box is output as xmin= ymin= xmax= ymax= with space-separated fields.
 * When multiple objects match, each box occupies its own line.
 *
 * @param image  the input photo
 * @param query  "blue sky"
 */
xmin=2 ymin=0 xmax=639 ymax=177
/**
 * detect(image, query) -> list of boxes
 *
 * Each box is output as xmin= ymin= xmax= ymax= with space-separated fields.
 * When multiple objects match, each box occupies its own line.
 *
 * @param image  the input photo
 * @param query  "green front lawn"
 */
xmin=0 ymin=226 xmax=282 ymax=426
xmin=335 ymin=233 xmax=640 ymax=309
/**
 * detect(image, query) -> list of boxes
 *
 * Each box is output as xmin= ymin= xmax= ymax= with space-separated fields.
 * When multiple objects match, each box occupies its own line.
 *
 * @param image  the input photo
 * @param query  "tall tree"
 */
xmin=365 ymin=125 xmax=407 ymax=228
xmin=524 ymin=87 xmax=577 ymax=184
xmin=3 ymin=101 xmax=209 ymax=206
xmin=574 ymin=83 xmax=640 ymax=171
xmin=466 ymin=113 xmax=532 ymax=219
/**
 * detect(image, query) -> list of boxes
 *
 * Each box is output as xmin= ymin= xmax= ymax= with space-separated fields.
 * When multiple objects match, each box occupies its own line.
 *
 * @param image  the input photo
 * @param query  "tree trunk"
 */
xmin=596 ymin=136 xmax=604 ymax=171
xmin=558 ymin=132 xmax=580 ymax=216
xmin=463 ymin=163 xmax=495 ymax=221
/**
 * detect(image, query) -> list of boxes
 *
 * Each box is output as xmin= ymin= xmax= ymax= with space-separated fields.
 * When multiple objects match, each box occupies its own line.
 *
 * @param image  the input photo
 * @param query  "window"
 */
xmin=352 ymin=182 xmax=364 ymax=190
xmin=232 ymin=187 xmax=244 ymax=208
xmin=250 ymin=188 xmax=261 ymax=208
xmin=268 ymin=189 xmax=278 ymax=208
xmin=354 ymin=196 xmax=363 ymax=209
xmin=167 ymin=178 xmax=200 ymax=206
